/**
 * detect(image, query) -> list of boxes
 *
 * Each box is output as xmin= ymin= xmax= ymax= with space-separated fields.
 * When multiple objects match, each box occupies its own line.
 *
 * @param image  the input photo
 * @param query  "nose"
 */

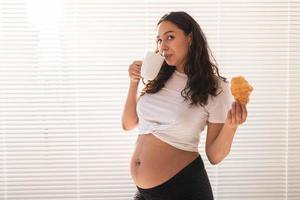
xmin=159 ymin=40 xmax=169 ymax=54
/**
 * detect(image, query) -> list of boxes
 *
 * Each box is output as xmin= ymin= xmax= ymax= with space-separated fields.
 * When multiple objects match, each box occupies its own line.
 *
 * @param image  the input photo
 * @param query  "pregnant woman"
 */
xmin=122 ymin=11 xmax=248 ymax=200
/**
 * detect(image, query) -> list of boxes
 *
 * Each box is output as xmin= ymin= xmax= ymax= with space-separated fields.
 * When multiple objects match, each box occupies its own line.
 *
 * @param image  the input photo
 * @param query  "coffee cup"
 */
xmin=141 ymin=51 xmax=165 ymax=80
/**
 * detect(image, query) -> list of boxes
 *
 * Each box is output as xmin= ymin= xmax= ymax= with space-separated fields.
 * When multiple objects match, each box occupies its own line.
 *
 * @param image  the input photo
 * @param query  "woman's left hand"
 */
xmin=225 ymin=100 xmax=248 ymax=129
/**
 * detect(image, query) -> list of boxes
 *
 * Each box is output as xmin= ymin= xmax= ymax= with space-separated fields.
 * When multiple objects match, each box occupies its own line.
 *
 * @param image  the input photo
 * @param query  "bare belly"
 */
xmin=130 ymin=133 xmax=200 ymax=189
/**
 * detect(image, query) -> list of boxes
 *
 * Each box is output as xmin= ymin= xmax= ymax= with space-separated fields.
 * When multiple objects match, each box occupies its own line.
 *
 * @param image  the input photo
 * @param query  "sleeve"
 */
xmin=205 ymin=80 xmax=234 ymax=123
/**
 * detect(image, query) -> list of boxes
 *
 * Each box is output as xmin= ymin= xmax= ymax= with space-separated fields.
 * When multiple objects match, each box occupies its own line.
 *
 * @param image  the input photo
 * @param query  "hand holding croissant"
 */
xmin=225 ymin=76 xmax=253 ymax=128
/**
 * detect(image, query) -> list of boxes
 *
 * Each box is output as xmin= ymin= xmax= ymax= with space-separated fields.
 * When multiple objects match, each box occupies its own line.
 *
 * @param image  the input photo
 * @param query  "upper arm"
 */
xmin=205 ymin=80 xmax=233 ymax=123
xmin=205 ymin=121 xmax=224 ymax=152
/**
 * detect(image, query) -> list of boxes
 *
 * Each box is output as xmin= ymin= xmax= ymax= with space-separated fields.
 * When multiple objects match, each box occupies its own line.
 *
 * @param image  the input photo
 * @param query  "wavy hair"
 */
xmin=140 ymin=11 xmax=228 ymax=107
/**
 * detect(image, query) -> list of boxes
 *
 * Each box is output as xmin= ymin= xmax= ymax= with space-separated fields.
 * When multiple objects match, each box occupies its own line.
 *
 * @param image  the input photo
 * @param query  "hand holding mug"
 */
xmin=128 ymin=60 xmax=142 ymax=83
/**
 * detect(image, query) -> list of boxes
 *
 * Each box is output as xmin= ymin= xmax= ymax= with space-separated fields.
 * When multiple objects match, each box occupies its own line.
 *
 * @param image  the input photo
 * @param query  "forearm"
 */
xmin=207 ymin=123 xmax=238 ymax=164
xmin=122 ymin=81 xmax=140 ymax=130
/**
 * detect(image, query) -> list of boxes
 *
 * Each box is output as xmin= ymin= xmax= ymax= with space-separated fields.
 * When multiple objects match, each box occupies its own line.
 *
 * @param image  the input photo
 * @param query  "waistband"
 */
xmin=136 ymin=154 xmax=204 ymax=193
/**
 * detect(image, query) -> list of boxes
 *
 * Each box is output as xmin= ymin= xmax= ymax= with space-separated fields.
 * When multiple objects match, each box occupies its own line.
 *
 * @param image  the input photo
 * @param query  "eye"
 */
xmin=156 ymin=35 xmax=174 ymax=45
xmin=167 ymin=35 xmax=174 ymax=40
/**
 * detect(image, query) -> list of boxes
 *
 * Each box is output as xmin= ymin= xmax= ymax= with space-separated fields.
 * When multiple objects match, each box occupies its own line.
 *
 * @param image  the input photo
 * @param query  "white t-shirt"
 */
xmin=136 ymin=70 xmax=234 ymax=152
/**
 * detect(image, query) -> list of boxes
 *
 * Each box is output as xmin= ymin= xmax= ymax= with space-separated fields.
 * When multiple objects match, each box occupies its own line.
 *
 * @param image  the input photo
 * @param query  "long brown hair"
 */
xmin=140 ymin=11 xmax=227 ymax=107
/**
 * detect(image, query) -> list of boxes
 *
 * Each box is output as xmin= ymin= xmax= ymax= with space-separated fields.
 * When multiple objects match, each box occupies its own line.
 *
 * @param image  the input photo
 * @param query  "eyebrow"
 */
xmin=156 ymin=31 xmax=174 ymax=39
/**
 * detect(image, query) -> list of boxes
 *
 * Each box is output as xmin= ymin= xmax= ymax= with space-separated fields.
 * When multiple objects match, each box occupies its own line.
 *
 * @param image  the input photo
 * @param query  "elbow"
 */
xmin=208 ymin=157 xmax=221 ymax=165
xmin=122 ymin=123 xmax=137 ymax=131
xmin=206 ymin=150 xmax=225 ymax=165
xmin=122 ymin=118 xmax=138 ymax=131
xmin=206 ymin=153 xmax=219 ymax=165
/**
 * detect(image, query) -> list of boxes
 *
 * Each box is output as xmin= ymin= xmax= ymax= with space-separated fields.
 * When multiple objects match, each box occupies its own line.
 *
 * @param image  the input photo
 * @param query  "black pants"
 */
xmin=133 ymin=155 xmax=214 ymax=200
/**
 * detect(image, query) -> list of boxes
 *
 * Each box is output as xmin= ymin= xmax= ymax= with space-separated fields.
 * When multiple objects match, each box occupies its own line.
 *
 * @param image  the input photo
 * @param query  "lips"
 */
xmin=164 ymin=54 xmax=172 ymax=59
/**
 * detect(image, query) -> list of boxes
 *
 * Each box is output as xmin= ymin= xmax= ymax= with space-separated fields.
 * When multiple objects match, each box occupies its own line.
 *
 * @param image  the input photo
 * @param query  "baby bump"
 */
xmin=130 ymin=133 xmax=199 ymax=189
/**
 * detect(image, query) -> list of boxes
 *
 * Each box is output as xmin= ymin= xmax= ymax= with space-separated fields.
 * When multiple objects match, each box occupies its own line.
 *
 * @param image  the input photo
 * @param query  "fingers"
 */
xmin=128 ymin=60 xmax=143 ymax=82
xmin=131 ymin=60 xmax=142 ymax=70
xmin=133 ymin=60 xmax=142 ymax=66
xmin=231 ymin=100 xmax=247 ymax=126
xmin=231 ymin=102 xmax=236 ymax=124
xmin=130 ymin=61 xmax=142 ymax=73
xmin=236 ymin=100 xmax=242 ymax=124
xmin=227 ymin=110 xmax=232 ymax=124
xmin=241 ymin=103 xmax=247 ymax=121
xmin=131 ymin=67 xmax=141 ymax=74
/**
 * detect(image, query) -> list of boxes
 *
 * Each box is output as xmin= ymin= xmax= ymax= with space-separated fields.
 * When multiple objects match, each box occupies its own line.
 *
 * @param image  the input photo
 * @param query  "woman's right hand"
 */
xmin=128 ymin=60 xmax=142 ymax=83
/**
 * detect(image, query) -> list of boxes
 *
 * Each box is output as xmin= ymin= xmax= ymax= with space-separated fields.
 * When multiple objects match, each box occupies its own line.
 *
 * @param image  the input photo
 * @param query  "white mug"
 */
xmin=141 ymin=51 xmax=165 ymax=80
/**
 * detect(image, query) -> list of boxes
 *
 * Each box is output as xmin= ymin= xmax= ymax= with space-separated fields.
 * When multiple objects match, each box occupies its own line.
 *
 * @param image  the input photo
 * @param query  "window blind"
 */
xmin=0 ymin=0 xmax=299 ymax=199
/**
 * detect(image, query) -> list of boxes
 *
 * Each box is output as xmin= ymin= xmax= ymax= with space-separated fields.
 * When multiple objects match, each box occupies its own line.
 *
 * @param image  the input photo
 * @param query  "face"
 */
xmin=156 ymin=21 xmax=192 ymax=69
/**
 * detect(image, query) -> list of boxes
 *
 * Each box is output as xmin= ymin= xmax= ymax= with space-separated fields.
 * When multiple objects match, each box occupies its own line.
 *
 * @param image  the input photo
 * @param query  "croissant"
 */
xmin=231 ymin=76 xmax=253 ymax=104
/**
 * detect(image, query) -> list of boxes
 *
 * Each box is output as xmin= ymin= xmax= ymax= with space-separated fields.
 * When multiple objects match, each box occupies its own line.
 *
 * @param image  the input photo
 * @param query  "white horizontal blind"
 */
xmin=288 ymin=0 xmax=300 ymax=199
xmin=0 ymin=0 xmax=299 ymax=200
xmin=212 ymin=1 xmax=299 ymax=199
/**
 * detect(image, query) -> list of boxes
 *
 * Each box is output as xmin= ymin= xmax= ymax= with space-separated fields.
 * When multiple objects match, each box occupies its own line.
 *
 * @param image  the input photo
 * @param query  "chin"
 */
xmin=165 ymin=60 xmax=176 ymax=66
xmin=165 ymin=61 xmax=173 ymax=65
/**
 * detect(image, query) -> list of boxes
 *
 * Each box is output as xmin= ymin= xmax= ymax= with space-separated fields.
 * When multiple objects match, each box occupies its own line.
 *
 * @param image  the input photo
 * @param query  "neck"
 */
xmin=176 ymin=69 xmax=184 ymax=73
xmin=176 ymin=60 xmax=186 ymax=73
